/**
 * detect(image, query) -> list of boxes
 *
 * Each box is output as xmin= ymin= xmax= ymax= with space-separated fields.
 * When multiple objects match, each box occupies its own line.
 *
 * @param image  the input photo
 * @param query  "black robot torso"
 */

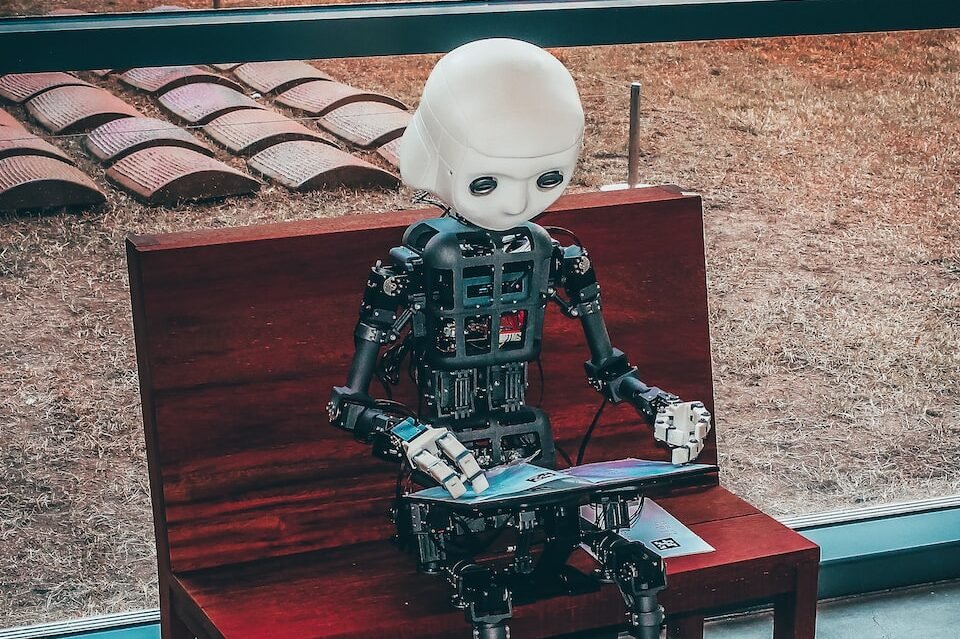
xmin=398 ymin=216 xmax=555 ymax=467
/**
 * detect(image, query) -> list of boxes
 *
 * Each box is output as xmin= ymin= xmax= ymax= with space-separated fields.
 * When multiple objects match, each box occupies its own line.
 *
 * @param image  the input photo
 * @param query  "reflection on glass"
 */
xmin=1 ymin=30 xmax=957 ymax=629
xmin=2 ymin=0 xmax=429 ymax=19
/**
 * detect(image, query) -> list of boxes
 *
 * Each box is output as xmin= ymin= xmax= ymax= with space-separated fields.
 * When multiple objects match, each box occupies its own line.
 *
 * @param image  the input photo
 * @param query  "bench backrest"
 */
xmin=127 ymin=187 xmax=717 ymax=574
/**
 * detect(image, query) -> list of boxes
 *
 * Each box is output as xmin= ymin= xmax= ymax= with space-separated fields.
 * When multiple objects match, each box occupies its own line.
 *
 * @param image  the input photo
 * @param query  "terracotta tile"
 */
xmin=248 ymin=139 xmax=398 ymax=191
xmin=0 ymin=155 xmax=104 ymax=211
xmin=85 ymin=116 xmax=213 ymax=164
xmin=107 ymin=146 xmax=260 ymax=204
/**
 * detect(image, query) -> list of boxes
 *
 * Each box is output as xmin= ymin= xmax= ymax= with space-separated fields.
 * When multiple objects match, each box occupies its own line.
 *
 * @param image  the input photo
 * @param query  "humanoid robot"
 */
xmin=328 ymin=39 xmax=712 ymax=639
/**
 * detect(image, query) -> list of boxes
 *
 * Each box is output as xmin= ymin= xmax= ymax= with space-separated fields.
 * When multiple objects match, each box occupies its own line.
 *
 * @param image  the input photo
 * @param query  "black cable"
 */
xmin=544 ymin=225 xmax=583 ymax=247
xmin=377 ymin=376 xmax=394 ymax=400
xmin=376 ymin=328 xmax=412 ymax=393
xmin=412 ymin=190 xmax=451 ymax=216
xmin=414 ymin=348 xmax=426 ymax=418
xmin=555 ymin=444 xmax=573 ymax=468
xmin=535 ymin=355 xmax=545 ymax=406
xmin=576 ymin=398 xmax=609 ymax=466
xmin=548 ymin=290 xmax=578 ymax=318
xmin=395 ymin=457 xmax=410 ymax=504
xmin=407 ymin=345 xmax=418 ymax=384
xmin=373 ymin=398 xmax=417 ymax=419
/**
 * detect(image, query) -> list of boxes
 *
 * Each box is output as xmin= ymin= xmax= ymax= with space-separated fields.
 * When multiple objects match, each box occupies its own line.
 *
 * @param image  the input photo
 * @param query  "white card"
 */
xmin=580 ymin=498 xmax=715 ymax=558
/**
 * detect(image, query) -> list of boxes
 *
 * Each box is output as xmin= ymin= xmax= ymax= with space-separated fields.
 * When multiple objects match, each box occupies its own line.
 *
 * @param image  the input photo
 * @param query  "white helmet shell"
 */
xmin=399 ymin=38 xmax=585 ymax=232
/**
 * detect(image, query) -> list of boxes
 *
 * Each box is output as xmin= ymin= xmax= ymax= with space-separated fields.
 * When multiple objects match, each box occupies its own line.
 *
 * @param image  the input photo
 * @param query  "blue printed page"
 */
xmin=414 ymin=461 xmax=574 ymax=502
xmin=563 ymin=458 xmax=713 ymax=483
xmin=411 ymin=458 xmax=715 ymax=504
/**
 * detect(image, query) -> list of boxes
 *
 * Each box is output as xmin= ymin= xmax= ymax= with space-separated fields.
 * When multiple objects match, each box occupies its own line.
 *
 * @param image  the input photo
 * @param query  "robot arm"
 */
xmin=328 ymin=257 xmax=488 ymax=497
xmin=550 ymin=241 xmax=712 ymax=464
xmin=327 ymin=259 xmax=412 ymax=448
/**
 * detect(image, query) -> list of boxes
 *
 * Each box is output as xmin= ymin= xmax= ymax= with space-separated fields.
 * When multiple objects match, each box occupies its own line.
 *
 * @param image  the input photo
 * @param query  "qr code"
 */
xmin=651 ymin=537 xmax=681 ymax=551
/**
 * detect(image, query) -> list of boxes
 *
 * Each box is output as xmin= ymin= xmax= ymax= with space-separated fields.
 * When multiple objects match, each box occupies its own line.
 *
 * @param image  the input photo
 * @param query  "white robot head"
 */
xmin=399 ymin=38 xmax=585 ymax=232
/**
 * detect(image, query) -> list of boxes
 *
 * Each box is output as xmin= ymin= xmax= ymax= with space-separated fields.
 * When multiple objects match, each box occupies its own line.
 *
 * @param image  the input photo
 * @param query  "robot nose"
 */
xmin=500 ymin=183 xmax=528 ymax=216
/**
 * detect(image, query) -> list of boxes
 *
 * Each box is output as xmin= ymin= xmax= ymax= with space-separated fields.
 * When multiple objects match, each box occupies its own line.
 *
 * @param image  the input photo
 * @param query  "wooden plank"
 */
xmin=129 ymin=188 xmax=688 ymax=251
xmin=174 ymin=509 xmax=816 ymax=639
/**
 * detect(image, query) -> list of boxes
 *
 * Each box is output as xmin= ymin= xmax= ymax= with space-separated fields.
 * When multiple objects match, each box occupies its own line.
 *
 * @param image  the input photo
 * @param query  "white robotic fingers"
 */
xmin=411 ymin=448 xmax=467 ymax=498
xmin=436 ymin=433 xmax=490 ymax=494
xmin=653 ymin=401 xmax=712 ymax=465
xmin=393 ymin=419 xmax=489 ymax=498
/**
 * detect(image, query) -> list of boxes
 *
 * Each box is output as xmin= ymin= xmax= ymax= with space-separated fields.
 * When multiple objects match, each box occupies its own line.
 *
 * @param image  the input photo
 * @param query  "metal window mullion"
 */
xmin=2 ymin=0 xmax=960 ymax=73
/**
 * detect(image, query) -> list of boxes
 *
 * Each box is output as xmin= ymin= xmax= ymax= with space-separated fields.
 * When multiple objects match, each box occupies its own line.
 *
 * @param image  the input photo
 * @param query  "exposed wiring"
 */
xmin=576 ymin=398 xmax=609 ymax=466
xmin=544 ymin=225 xmax=583 ymax=247
xmin=394 ymin=456 xmax=412 ymax=506
xmin=412 ymin=190 xmax=451 ymax=216
xmin=547 ymin=290 xmax=578 ymax=318
xmin=534 ymin=355 xmax=546 ymax=407
xmin=377 ymin=376 xmax=394 ymax=400
xmin=373 ymin=398 xmax=417 ymax=419
xmin=555 ymin=444 xmax=573 ymax=469
xmin=448 ymin=513 xmax=516 ymax=555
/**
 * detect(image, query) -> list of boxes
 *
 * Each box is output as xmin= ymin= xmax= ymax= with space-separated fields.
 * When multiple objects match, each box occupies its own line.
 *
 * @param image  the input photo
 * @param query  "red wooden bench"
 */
xmin=127 ymin=187 xmax=818 ymax=639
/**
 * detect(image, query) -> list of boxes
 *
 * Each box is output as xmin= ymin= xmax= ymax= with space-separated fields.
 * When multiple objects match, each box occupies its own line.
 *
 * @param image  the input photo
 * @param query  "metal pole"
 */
xmin=627 ymin=81 xmax=641 ymax=188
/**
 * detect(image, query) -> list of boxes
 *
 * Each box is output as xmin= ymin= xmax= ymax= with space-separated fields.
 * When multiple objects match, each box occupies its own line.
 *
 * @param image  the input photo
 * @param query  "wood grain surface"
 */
xmin=128 ymin=187 xmax=817 ymax=639
xmin=171 ymin=488 xmax=816 ymax=639
xmin=128 ymin=187 xmax=716 ymax=573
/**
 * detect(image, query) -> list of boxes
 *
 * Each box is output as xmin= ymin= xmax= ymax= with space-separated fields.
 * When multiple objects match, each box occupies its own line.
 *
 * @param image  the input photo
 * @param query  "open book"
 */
xmin=409 ymin=458 xmax=715 ymax=505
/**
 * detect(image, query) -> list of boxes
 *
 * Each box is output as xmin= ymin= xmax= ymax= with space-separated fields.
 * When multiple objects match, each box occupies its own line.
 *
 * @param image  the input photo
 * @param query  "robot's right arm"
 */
xmin=327 ymin=256 xmax=488 ymax=498
xmin=327 ymin=259 xmax=413 ymax=455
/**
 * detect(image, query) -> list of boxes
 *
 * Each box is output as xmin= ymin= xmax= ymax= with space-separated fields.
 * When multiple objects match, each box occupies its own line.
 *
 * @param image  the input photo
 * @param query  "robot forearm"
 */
xmin=328 ymin=386 xmax=489 ymax=496
xmin=328 ymin=258 xmax=415 ymax=441
xmin=555 ymin=241 xmax=712 ymax=463
xmin=556 ymin=244 xmax=675 ymax=418
xmin=328 ymin=385 xmax=404 ymax=461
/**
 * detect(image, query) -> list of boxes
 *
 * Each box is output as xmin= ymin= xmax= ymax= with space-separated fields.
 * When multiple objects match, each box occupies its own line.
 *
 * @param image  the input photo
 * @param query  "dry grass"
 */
xmin=1 ymin=31 xmax=959 ymax=628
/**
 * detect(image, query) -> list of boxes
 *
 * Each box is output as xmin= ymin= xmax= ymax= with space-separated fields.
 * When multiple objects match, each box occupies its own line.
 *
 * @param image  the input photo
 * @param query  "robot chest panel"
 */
xmin=412 ymin=224 xmax=552 ymax=368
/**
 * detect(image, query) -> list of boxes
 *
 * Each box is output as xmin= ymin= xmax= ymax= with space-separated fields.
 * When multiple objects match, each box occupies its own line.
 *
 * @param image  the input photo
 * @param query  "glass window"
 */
xmin=2 ymin=29 xmax=957 ymax=629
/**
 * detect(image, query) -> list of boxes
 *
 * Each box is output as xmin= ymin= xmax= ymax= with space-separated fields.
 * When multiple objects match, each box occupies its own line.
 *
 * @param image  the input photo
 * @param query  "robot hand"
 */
xmin=390 ymin=418 xmax=490 ymax=498
xmin=653 ymin=402 xmax=712 ymax=464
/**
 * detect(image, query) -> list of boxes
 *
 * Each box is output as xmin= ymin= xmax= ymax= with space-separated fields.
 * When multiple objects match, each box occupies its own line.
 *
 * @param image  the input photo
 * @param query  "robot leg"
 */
xmin=588 ymin=531 xmax=667 ymax=639
xmin=449 ymin=562 xmax=513 ymax=639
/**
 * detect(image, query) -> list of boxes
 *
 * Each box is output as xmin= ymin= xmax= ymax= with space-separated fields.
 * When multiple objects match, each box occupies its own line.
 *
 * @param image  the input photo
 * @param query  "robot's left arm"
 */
xmin=550 ymin=242 xmax=712 ymax=464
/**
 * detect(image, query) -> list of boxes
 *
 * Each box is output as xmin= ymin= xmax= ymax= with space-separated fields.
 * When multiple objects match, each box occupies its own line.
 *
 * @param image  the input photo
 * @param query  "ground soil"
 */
xmin=1 ymin=30 xmax=958 ymax=629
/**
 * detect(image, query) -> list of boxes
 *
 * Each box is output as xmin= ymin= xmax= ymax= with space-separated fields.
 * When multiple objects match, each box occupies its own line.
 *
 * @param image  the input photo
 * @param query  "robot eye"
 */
xmin=537 ymin=170 xmax=564 ymax=190
xmin=469 ymin=176 xmax=498 ymax=196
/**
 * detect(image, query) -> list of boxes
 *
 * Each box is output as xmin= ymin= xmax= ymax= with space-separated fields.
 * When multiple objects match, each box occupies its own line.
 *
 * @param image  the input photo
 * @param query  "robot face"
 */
xmin=399 ymin=38 xmax=585 ymax=231
xmin=448 ymin=145 xmax=580 ymax=232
